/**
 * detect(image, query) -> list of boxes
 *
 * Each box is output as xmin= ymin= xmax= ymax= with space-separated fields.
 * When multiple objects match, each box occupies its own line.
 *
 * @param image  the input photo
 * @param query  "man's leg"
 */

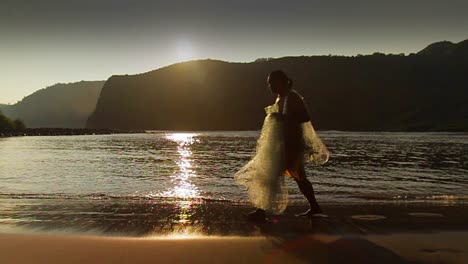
xmin=295 ymin=166 xmax=322 ymax=216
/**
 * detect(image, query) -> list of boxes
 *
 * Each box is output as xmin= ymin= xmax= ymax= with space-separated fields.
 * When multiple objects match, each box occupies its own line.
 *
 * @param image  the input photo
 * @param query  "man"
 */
xmin=247 ymin=70 xmax=323 ymax=221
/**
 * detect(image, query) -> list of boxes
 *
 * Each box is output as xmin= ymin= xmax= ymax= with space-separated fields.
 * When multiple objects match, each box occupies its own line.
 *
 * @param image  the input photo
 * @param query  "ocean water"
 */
xmin=1 ymin=131 xmax=467 ymax=204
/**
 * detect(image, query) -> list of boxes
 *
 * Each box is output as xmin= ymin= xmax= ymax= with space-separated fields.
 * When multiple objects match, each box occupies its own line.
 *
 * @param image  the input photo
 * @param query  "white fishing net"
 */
xmin=234 ymin=105 xmax=289 ymax=214
xmin=301 ymin=121 xmax=330 ymax=165
xmin=234 ymin=93 xmax=329 ymax=214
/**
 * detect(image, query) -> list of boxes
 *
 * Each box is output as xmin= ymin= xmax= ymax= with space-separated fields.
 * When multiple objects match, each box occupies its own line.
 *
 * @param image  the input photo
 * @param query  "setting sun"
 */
xmin=175 ymin=40 xmax=196 ymax=62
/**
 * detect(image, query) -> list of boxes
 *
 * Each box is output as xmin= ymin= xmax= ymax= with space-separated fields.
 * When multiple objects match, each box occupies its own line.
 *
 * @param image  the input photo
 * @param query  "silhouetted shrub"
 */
xmin=13 ymin=119 xmax=26 ymax=130
xmin=0 ymin=111 xmax=16 ymax=130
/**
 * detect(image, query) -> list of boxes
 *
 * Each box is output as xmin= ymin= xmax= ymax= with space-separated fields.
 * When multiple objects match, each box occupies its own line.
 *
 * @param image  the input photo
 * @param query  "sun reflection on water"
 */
xmin=162 ymin=133 xmax=201 ymax=199
xmin=157 ymin=133 xmax=204 ymax=237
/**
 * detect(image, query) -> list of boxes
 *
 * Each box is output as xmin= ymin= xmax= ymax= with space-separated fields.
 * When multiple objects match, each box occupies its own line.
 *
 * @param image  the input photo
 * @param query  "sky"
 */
xmin=1 ymin=0 xmax=467 ymax=104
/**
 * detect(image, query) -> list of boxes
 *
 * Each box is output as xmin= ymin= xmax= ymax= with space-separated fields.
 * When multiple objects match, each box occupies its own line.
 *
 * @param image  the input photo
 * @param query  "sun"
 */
xmin=176 ymin=40 xmax=196 ymax=62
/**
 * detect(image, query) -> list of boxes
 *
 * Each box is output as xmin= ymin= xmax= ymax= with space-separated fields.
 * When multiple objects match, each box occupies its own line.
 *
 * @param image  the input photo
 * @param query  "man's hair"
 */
xmin=268 ymin=70 xmax=293 ymax=88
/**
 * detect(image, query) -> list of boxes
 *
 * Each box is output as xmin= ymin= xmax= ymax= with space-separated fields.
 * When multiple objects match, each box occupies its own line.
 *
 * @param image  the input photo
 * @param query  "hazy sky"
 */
xmin=1 ymin=0 xmax=467 ymax=104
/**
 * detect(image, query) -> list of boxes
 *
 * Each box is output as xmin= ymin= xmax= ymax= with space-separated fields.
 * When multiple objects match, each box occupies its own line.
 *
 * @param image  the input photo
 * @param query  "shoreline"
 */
xmin=0 ymin=128 xmax=145 ymax=137
xmin=1 ymin=129 xmax=467 ymax=138
xmin=1 ymin=198 xmax=467 ymax=237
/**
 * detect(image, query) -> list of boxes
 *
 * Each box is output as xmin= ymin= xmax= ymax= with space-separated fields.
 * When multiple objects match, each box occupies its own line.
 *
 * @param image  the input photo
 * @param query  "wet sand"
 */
xmin=1 ymin=198 xmax=467 ymax=236
xmin=1 ymin=199 xmax=467 ymax=263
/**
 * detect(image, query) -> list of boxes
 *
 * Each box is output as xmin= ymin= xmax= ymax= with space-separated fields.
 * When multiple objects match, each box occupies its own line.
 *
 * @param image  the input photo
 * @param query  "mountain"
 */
xmin=418 ymin=39 xmax=468 ymax=57
xmin=87 ymin=40 xmax=468 ymax=132
xmin=1 ymin=81 xmax=104 ymax=128
xmin=417 ymin=41 xmax=457 ymax=56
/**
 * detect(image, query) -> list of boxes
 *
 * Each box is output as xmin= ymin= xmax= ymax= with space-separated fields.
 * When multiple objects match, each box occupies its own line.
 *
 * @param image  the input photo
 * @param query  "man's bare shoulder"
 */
xmin=288 ymin=90 xmax=305 ymax=105
xmin=288 ymin=90 xmax=310 ymax=122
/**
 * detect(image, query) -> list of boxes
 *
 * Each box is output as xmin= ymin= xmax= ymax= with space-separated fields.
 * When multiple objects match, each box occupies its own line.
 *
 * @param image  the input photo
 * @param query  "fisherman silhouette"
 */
xmin=235 ymin=70 xmax=329 ymax=221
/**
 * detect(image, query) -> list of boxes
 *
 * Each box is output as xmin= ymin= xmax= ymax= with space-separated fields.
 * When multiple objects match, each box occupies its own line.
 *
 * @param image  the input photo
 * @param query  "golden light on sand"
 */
xmin=163 ymin=230 xmax=204 ymax=239
xmin=164 ymin=234 xmax=197 ymax=239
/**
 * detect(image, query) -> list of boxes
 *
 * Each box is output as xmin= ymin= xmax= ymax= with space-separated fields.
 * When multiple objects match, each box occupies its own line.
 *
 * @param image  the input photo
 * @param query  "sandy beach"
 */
xmin=1 ymin=231 xmax=467 ymax=264
xmin=1 ymin=200 xmax=468 ymax=263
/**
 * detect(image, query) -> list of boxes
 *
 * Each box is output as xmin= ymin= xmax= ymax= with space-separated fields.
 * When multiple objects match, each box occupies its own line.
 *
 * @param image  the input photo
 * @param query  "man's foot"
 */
xmin=295 ymin=208 xmax=324 ymax=217
xmin=245 ymin=209 xmax=266 ymax=222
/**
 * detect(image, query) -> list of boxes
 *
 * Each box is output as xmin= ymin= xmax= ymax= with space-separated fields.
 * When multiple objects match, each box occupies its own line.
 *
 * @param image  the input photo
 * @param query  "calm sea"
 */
xmin=1 ymin=131 xmax=467 ymax=204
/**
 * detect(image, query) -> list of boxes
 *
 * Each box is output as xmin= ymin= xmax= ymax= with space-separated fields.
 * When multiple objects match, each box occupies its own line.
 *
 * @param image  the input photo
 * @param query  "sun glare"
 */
xmin=176 ymin=40 xmax=196 ymax=62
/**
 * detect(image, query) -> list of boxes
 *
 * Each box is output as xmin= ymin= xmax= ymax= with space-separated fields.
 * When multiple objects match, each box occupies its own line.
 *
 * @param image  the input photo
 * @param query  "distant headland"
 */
xmin=2 ymin=39 xmax=467 ymax=132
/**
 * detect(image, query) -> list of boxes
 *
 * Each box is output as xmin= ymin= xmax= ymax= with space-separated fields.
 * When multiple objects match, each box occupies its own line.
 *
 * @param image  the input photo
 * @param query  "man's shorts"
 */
xmin=284 ymin=148 xmax=306 ymax=181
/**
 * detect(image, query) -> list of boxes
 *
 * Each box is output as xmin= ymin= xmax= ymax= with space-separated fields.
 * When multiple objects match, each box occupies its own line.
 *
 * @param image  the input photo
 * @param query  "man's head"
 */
xmin=267 ymin=70 xmax=292 ymax=95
